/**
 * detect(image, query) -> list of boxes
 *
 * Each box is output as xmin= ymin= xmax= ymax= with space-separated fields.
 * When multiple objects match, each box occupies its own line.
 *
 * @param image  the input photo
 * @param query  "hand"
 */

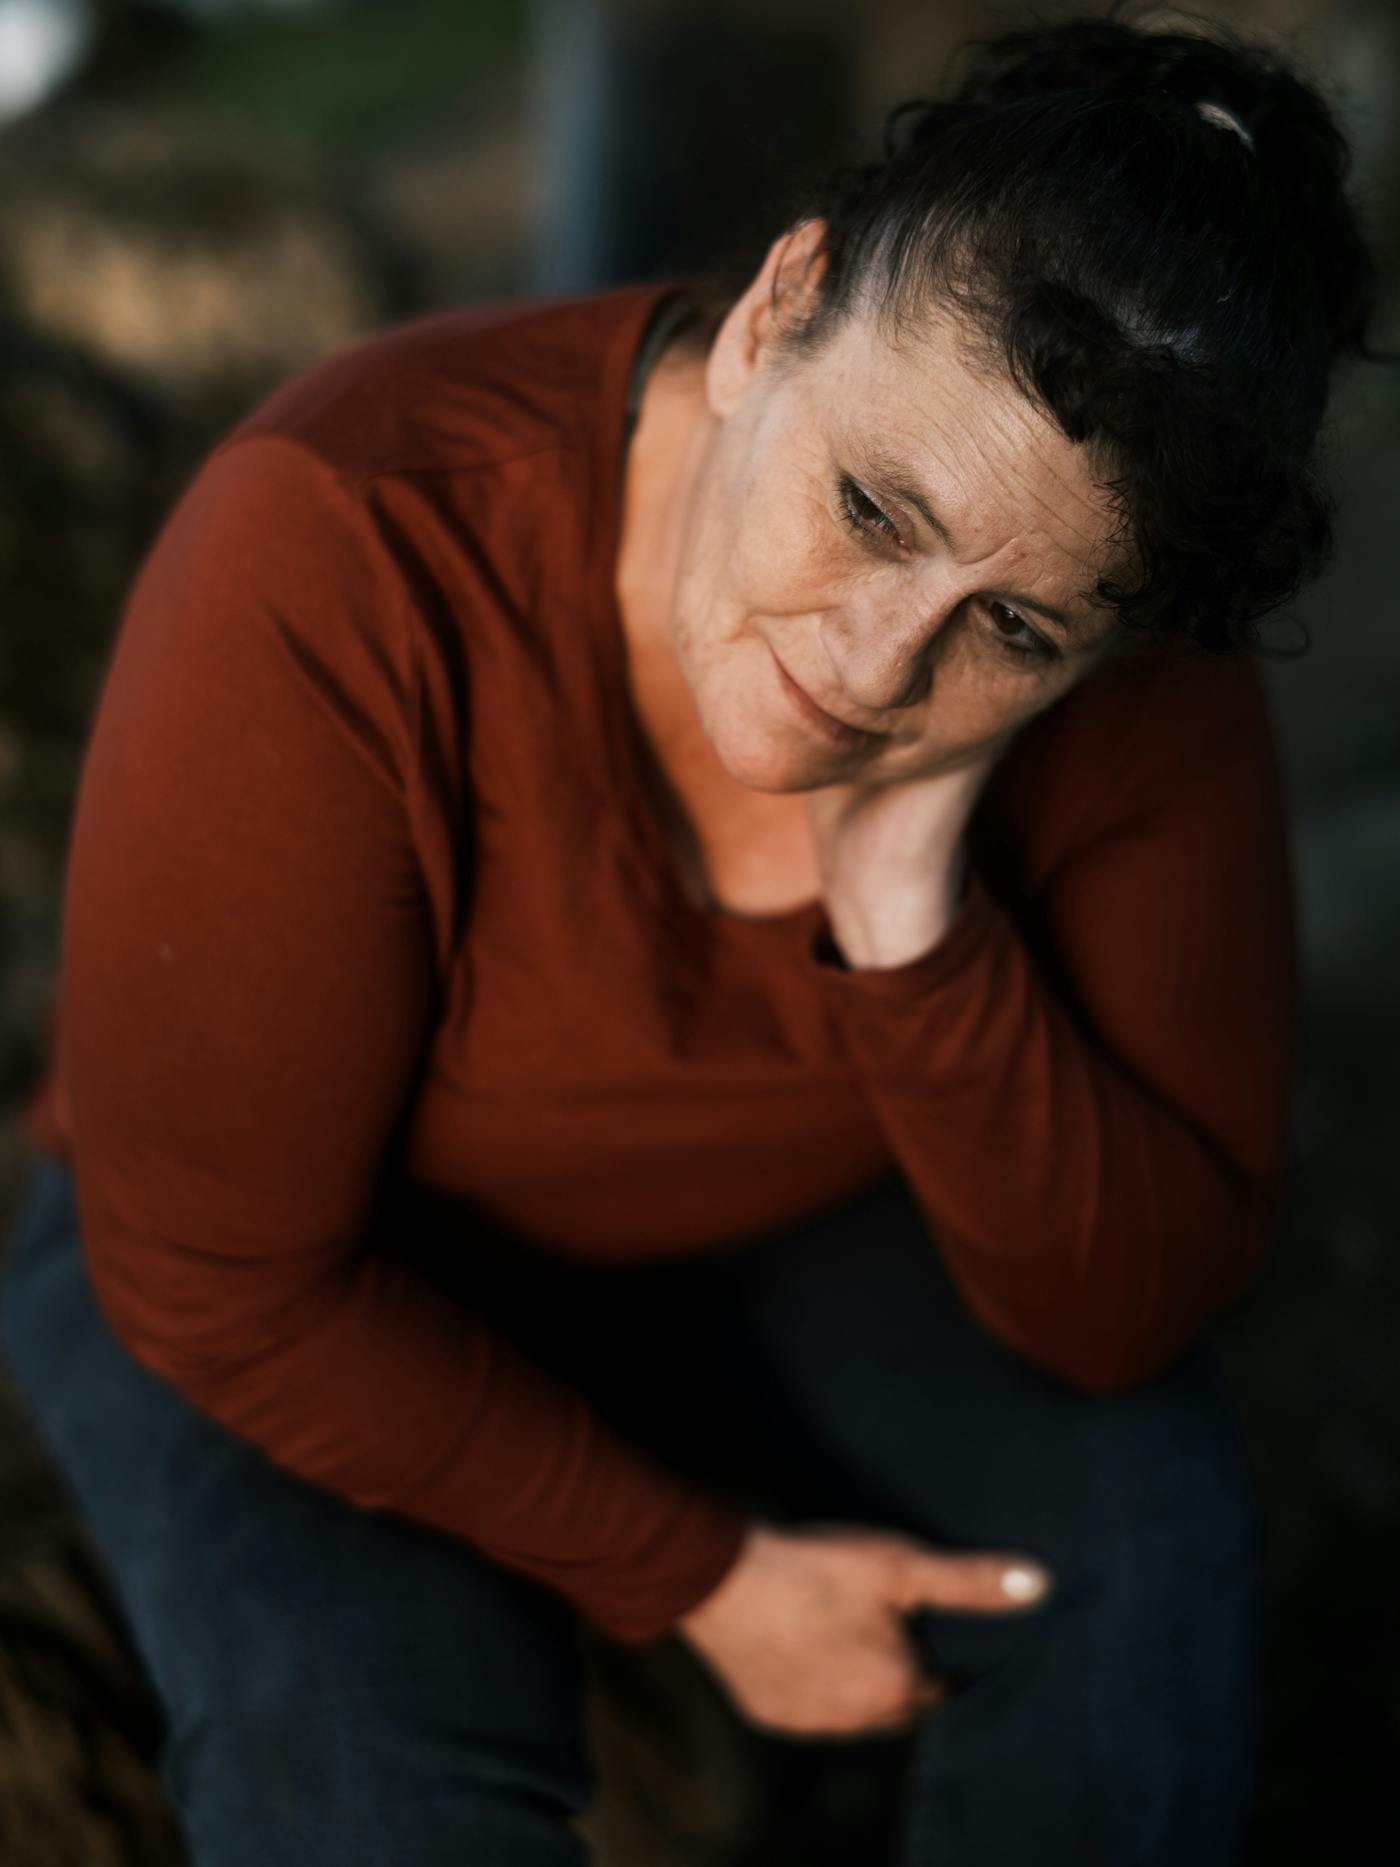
xmin=675 ymin=1520 xmax=1054 ymax=1740
xmin=805 ymin=732 xmax=1015 ymax=969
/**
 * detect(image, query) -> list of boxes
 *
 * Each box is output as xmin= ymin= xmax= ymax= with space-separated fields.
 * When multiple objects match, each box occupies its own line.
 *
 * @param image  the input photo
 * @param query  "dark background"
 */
xmin=0 ymin=2 xmax=1396 ymax=1861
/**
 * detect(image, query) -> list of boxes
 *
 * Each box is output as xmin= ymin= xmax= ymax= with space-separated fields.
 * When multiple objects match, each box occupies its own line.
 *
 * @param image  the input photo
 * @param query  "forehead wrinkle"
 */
xmin=842 ymin=453 xmax=1103 ymax=649
xmin=847 ymin=430 xmax=1115 ymax=649
xmin=855 ymin=311 xmax=1115 ymax=552
xmin=816 ymin=315 xmax=1124 ymax=638
xmin=854 ymin=423 xmax=1105 ymax=590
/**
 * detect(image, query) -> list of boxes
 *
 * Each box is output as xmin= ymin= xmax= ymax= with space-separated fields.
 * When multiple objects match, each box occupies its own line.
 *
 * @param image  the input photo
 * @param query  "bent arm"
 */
xmin=60 ymin=436 xmax=747 ymax=1642
xmin=806 ymin=652 xmax=1298 ymax=1393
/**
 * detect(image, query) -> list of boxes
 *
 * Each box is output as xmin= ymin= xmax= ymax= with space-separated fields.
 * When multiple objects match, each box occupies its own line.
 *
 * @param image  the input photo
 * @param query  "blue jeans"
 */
xmin=0 ymin=1151 xmax=1258 ymax=1864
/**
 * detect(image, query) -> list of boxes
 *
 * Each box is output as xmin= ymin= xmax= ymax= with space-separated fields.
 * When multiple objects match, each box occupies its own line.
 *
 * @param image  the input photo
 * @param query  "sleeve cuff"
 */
xmin=592 ymin=1498 xmax=752 ymax=1647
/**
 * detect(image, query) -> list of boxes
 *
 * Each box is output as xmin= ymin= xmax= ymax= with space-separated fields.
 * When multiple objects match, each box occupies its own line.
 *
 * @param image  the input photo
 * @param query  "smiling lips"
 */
xmin=772 ymin=654 xmax=886 ymax=745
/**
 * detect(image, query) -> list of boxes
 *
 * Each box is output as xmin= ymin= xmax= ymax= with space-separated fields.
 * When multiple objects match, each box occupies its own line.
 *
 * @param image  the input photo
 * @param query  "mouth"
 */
xmin=772 ymin=654 xmax=886 ymax=747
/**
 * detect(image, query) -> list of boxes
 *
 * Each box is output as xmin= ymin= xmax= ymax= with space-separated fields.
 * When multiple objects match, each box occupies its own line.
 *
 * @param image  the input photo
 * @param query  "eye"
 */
xmin=837 ymin=474 xmax=1059 ymax=668
xmin=835 ymin=474 xmax=902 ymax=547
xmin=982 ymin=600 xmax=1058 ymax=666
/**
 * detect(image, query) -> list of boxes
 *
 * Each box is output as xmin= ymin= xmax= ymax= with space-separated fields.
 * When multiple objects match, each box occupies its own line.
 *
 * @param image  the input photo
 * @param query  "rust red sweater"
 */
xmin=19 ymin=280 xmax=1299 ymax=1644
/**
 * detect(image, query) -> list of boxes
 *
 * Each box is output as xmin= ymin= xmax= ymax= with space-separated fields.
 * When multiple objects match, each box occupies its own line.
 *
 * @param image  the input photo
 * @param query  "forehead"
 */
xmin=797 ymin=300 xmax=1124 ymax=573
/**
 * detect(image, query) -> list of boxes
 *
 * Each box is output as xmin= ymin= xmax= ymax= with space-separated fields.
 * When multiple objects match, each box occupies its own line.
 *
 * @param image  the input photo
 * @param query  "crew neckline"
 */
xmin=585 ymin=280 xmax=828 ymax=944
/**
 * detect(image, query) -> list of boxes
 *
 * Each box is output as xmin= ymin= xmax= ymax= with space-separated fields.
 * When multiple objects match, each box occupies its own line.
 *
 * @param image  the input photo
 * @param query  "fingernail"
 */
xmin=1001 ymin=1563 xmax=1051 ymax=1601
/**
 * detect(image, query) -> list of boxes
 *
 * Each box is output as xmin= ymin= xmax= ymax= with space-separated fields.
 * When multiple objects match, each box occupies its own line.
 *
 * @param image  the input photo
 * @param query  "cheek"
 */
xmin=903 ymin=652 xmax=1059 ymax=762
xmin=727 ymin=511 xmax=808 ymax=601
xmin=720 ymin=468 xmax=842 ymax=602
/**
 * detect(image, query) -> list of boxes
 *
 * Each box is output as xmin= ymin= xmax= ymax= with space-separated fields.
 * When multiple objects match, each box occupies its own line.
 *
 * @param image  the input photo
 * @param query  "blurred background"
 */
xmin=0 ymin=0 xmax=1396 ymax=1862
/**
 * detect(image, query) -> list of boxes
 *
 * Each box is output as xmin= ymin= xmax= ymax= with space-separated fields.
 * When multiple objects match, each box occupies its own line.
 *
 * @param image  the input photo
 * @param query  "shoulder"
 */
xmin=215 ymin=281 xmax=677 ymax=490
xmin=1098 ymin=636 xmax=1276 ymax=781
xmin=1069 ymin=635 xmax=1273 ymax=767
xmin=140 ymin=278 xmax=683 ymax=684
xmin=986 ymin=634 xmax=1286 ymax=875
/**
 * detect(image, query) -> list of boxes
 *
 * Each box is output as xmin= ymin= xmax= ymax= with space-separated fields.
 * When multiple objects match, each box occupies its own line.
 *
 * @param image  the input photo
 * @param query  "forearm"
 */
xmin=811 ymin=863 xmax=1288 ymax=1393
xmin=84 ymin=1207 xmax=750 ymax=1644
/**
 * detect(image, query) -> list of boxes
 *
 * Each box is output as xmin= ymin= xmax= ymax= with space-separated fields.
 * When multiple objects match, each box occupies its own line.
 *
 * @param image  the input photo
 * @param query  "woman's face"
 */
xmin=647 ymin=219 xmax=1133 ymax=794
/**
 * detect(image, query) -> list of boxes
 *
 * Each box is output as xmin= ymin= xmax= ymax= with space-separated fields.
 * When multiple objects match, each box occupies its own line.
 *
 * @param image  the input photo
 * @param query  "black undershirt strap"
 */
xmin=620 ymin=290 xmax=701 ymax=465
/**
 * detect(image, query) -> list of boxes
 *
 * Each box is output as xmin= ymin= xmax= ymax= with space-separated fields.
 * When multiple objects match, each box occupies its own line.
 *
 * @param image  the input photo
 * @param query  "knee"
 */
xmin=156 ymin=1640 xmax=596 ymax=1867
xmin=912 ymin=1342 xmax=1259 ymax=1682
xmin=1087 ymin=1339 xmax=1259 ymax=1575
xmin=142 ymin=1508 xmax=596 ymax=1866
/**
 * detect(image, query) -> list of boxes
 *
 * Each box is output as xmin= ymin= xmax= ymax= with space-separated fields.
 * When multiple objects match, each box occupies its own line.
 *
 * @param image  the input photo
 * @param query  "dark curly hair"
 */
xmin=693 ymin=3 xmax=1395 ymax=656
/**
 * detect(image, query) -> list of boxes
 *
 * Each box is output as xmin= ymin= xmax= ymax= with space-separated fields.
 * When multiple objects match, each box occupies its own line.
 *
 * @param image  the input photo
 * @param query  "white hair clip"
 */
xmin=1196 ymin=99 xmax=1256 ymax=152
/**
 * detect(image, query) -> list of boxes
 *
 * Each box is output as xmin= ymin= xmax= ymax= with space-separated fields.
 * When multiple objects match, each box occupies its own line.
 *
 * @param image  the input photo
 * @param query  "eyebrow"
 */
xmin=854 ymin=441 xmax=1097 ymax=647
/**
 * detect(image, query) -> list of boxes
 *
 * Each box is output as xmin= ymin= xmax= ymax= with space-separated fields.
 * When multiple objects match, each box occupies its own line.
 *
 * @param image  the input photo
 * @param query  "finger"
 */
xmin=891 ymin=1546 xmax=1055 ymax=1614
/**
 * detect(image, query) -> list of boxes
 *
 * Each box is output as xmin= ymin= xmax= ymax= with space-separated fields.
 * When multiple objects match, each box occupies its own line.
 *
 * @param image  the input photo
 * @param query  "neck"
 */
xmin=615 ymin=318 xmax=716 ymax=667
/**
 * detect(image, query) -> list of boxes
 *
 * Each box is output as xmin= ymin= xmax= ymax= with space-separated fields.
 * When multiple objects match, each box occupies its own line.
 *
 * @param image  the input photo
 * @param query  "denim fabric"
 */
xmin=0 ymin=1152 xmax=1258 ymax=1864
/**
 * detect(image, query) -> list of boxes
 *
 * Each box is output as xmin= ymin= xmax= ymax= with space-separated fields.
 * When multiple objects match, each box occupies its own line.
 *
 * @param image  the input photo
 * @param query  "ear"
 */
xmin=704 ymin=217 xmax=829 ymax=420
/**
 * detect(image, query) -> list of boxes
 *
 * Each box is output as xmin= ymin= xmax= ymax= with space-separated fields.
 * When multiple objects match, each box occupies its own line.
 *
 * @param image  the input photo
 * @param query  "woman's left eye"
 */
xmin=982 ymin=600 xmax=1057 ymax=665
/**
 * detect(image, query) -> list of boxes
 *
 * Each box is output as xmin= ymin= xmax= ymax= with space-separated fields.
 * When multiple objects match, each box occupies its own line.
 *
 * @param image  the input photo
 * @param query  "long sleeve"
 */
xmin=806 ymin=650 xmax=1299 ymax=1394
xmin=57 ymin=434 xmax=747 ymax=1644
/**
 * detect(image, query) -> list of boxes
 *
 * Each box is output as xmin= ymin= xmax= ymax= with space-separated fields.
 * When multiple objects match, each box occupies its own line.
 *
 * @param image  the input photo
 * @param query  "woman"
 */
xmin=1 ymin=11 xmax=1386 ymax=1864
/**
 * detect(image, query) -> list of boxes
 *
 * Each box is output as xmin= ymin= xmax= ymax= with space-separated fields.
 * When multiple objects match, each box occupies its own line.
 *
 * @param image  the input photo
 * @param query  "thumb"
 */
xmin=889 ymin=1544 xmax=1055 ymax=1615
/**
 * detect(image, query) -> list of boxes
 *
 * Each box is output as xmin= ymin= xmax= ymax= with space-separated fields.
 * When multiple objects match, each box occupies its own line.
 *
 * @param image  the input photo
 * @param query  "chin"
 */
xmin=704 ymin=711 xmax=828 ymax=793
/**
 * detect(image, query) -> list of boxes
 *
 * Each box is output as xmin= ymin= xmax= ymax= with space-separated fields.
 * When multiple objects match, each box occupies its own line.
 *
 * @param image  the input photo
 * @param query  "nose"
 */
xmin=819 ymin=582 xmax=963 ymax=715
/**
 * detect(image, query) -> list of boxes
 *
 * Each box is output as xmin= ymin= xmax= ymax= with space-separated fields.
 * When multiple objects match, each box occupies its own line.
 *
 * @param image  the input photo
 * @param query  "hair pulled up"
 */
xmin=738 ymin=4 xmax=1395 ymax=655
